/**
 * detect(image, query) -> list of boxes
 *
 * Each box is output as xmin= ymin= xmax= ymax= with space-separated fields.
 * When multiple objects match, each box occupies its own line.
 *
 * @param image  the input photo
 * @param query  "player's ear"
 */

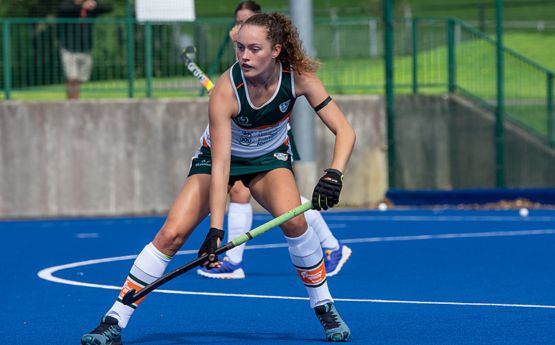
xmin=271 ymin=44 xmax=281 ymax=59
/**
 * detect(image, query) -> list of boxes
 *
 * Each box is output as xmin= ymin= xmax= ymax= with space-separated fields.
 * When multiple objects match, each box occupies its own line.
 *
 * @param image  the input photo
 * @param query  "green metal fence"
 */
xmin=0 ymin=17 xmax=226 ymax=99
xmin=391 ymin=17 xmax=554 ymax=148
xmin=447 ymin=18 xmax=554 ymax=147
xmin=1 ymin=16 xmax=553 ymax=147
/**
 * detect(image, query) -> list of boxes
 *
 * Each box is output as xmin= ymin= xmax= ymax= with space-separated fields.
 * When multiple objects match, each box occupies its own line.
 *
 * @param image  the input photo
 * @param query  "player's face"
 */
xmin=235 ymin=9 xmax=256 ymax=26
xmin=235 ymin=24 xmax=281 ymax=78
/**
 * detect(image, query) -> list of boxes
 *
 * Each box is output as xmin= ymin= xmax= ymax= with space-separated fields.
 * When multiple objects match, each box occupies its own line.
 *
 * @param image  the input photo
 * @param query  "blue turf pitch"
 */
xmin=2 ymin=208 xmax=555 ymax=344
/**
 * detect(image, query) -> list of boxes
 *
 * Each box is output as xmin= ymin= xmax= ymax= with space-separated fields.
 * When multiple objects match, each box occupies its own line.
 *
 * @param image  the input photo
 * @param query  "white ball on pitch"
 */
xmin=519 ymin=208 xmax=529 ymax=217
xmin=378 ymin=202 xmax=388 ymax=211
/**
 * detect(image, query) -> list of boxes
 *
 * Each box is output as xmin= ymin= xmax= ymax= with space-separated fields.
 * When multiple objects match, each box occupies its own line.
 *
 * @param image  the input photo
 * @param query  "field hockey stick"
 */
xmin=121 ymin=201 xmax=313 ymax=305
xmin=181 ymin=46 xmax=214 ymax=92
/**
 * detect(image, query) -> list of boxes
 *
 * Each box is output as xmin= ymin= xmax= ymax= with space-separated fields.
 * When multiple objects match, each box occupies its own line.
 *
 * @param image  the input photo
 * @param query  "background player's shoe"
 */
xmin=314 ymin=302 xmax=351 ymax=342
xmin=324 ymin=242 xmax=352 ymax=277
xmin=196 ymin=256 xmax=245 ymax=279
xmin=81 ymin=315 xmax=122 ymax=345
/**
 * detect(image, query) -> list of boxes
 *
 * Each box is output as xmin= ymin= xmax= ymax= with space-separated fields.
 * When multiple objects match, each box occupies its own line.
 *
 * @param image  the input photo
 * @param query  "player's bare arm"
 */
xmin=294 ymin=72 xmax=356 ymax=173
xmin=208 ymin=70 xmax=238 ymax=230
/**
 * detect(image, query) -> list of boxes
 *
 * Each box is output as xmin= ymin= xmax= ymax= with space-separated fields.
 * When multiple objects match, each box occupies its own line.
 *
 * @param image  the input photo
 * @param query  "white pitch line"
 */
xmin=234 ymin=229 xmax=555 ymax=250
xmin=254 ymin=215 xmax=555 ymax=222
xmin=37 ymin=229 xmax=555 ymax=310
xmin=124 ymin=290 xmax=555 ymax=309
xmin=341 ymin=229 xmax=555 ymax=244
xmin=76 ymin=233 xmax=99 ymax=239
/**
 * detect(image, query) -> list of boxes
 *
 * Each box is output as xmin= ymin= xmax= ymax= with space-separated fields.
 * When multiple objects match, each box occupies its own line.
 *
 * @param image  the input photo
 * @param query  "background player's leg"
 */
xmin=197 ymin=182 xmax=251 ymax=279
xmin=226 ymin=183 xmax=253 ymax=264
xmin=300 ymin=196 xmax=352 ymax=276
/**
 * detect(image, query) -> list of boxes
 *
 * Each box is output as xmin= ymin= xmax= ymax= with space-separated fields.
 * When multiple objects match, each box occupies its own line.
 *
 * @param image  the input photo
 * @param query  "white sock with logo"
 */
xmin=285 ymin=226 xmax=333 ymax=308
xmin=106 ymin=242 xmax=171 ymax=328
xmin=226 ymin=202 xmax=253 ymax=264
xmin=301 ymin=196 xmax=339 ymax=250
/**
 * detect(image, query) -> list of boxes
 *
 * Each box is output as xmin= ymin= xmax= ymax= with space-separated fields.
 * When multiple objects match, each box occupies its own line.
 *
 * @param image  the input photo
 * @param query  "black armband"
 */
xmin=313 ymin=96 xmax=332 ymax=112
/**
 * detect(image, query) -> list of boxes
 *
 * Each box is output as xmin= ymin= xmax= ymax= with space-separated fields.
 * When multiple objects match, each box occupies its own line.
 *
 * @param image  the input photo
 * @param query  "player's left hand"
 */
xmin=312 ymin=168 xmax=343 ymax=211
xmin=198 ymin=227 xmax=224 ymax=268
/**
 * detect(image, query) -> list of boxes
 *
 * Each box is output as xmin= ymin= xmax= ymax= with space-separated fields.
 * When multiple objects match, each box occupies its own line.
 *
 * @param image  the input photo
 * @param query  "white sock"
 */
xmin=301 ymin=195 xmax=339 ymax=250
xmin=225 ymin=202 xmax=252 ymax=263
xmin=106 ymin=242 xmax=171 ymax=328
xmin=285 ymin=226 xmax=333 ymax=308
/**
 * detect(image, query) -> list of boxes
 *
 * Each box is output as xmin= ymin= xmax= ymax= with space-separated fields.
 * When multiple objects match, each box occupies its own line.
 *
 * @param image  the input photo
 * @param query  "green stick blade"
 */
xmin=231 ymin=201 xmax=313 ymax=247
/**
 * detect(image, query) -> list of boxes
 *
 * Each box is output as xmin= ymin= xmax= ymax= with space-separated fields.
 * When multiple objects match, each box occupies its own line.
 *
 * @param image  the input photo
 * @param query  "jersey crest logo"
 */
xmin=279 ymin=100 xmax=291 ymax=113
xmin=273 ymin=152 xmax=289 ymax=161
xmin=237 ymin=116 xmax=250 ymax=126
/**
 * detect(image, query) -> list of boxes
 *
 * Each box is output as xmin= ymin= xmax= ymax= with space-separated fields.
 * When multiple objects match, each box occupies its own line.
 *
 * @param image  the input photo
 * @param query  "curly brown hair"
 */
xmin=242 ymin=12 xmax=320 ymax=74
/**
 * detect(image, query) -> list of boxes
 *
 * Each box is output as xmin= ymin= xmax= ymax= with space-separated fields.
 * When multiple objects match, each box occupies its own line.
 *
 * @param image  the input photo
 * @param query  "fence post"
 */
xmin=144 ymin=21 xmax=153 ymax=98
xmin=447 ymin=19 xmax=456 ymax=93
xmin=548 ymin=73 xmax=554 ymax=148
xmin=2 ymin=21 xmax=11 ymax=100
xmin=126 ymin=0 xmax=135 ymax=98
xmin=384 ymin=0 xmax=395 ymax=188
xmin=495 ymin=0 xmax=505 ymax=187
xmin=411 ymin=18 xmax=418 ymax=94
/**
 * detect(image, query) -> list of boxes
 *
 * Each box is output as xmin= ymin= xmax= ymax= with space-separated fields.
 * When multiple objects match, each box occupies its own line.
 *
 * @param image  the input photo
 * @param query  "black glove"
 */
xmin=312 ymin=168 xmax=343 ymax=211
xmin=198 ymin=227 xmax=224 ymax=267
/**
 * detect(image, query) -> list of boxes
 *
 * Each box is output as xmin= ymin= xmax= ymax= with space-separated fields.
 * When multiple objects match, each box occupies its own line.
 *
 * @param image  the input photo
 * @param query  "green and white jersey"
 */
xmin=200 ymin=62 xmax=296 ymax=158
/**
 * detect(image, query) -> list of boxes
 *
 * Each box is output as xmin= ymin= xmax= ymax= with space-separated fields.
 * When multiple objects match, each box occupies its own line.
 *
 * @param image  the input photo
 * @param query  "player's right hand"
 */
xmin=198 ymin=227 xmax=224 ymax=268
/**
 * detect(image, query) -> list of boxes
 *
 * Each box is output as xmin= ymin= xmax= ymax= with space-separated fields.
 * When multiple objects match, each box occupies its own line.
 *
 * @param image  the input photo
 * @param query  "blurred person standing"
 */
xmin=57 ymin=0 xmax=112 ymax=99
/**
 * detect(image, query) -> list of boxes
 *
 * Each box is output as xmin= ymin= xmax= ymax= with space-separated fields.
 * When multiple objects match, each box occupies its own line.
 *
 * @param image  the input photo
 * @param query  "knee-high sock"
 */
xmin=106 ymin=242 xmax=171 ymax=328
xmin=226 ymin=202 xmax=252 ymax=263
xmin=285 ymin=226 xmax=333 ymax=308
xmin=301 ymin=196 xmax=339 ymax=250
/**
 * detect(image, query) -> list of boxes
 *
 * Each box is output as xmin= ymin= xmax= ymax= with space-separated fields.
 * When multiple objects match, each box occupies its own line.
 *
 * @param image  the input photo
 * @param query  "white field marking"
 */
xmin=76 ymin=233 xmax=99 ymax=238
xmin=341 ymin=229 xmax=555 ymax=244
xmin=241 ymin=229 xmax=555 ymax=249
xmin=37 ymin=229 xmax=555 ymax=310
xmin=325 ymin=215 xmax=555 ymax=222
xmin=254 ymin=215 xmax=555 ymax=222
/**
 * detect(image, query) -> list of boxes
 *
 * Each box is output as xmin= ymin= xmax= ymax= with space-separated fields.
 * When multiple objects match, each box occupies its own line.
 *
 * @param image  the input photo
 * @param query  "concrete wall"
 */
xmin=0 ymin=96 xmax=387 ymax=218
xmin=2 ymin=95 xmax=553 ymax=218
xmin=394 ymin=95 xmax=555 ymax=189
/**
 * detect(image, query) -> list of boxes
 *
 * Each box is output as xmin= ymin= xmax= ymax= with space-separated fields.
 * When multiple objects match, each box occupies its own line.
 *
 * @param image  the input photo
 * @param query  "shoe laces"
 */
xmin=325 ymin=249 xmax=333 ymax=261
xmin=324 ymin=245 xmax=342 ymax=268
xmin=91 ymin=317 xmax=120 ymax=337
xmin=315 ymin=303 xmax=341 ymax=329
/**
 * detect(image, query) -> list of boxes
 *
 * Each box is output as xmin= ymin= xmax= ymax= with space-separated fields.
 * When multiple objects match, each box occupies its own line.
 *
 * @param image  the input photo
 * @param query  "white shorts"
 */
xmin=60 ymin=48 xmax=92 ymax=82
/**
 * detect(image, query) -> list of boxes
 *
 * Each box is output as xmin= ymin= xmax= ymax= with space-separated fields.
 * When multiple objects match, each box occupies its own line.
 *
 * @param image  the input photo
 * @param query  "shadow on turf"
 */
xmin=130 ymin=330 xmax=320 ymax=344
